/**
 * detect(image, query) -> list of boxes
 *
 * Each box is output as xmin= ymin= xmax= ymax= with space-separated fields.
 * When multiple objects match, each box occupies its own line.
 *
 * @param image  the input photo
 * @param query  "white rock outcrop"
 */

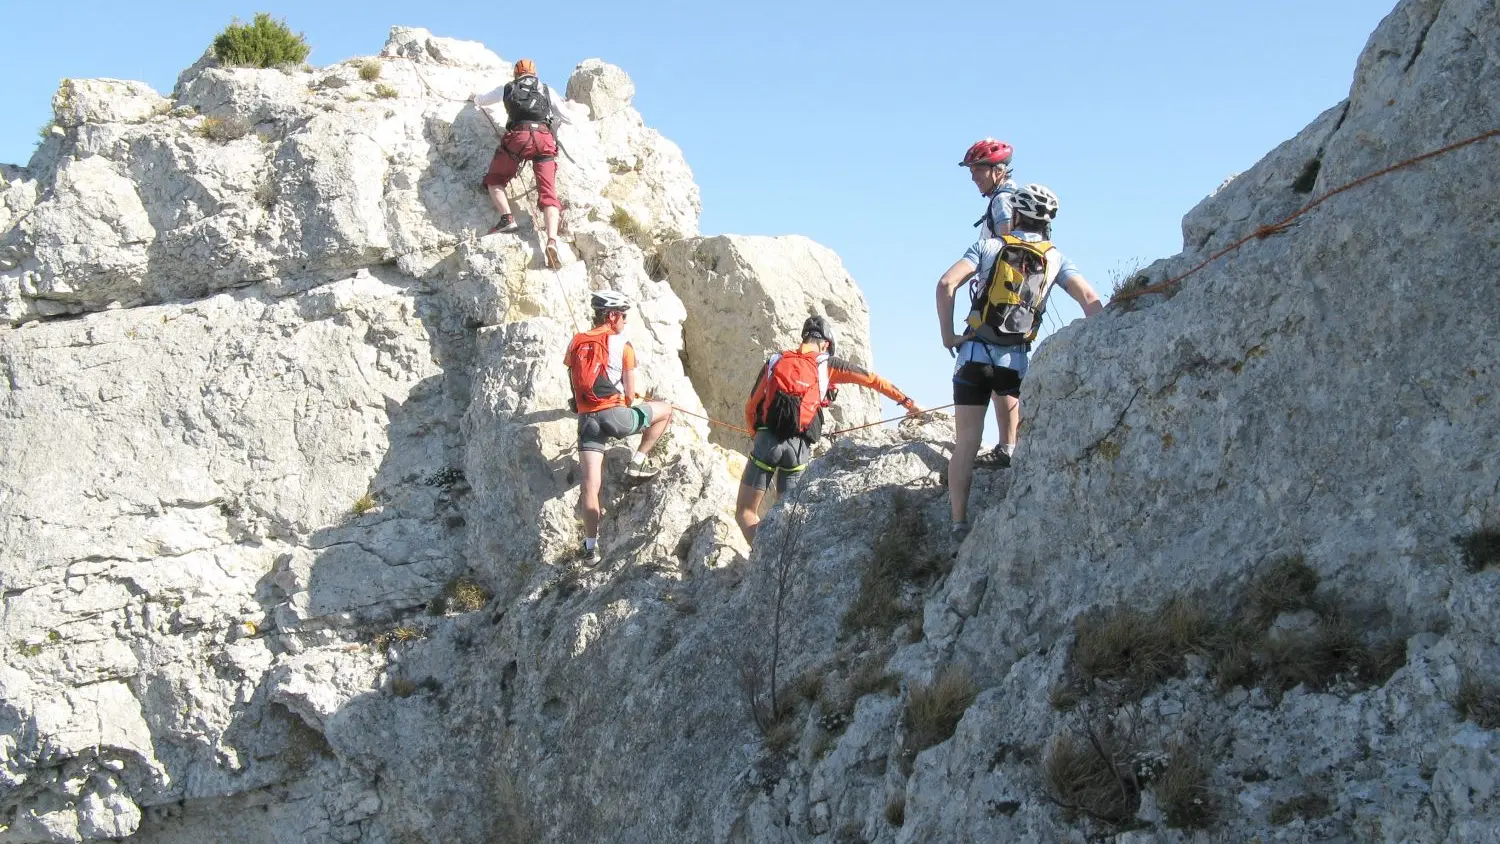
xmin=4 ymin=1 xmax=1500 ymax=842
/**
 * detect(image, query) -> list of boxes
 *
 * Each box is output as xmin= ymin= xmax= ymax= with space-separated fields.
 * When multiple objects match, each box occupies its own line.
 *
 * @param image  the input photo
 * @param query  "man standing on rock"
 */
xmin=472 ymin=58 xmax=570 ymax=268
xmin=935 ymin=184 xmax=1103 ymax=538
xmin=736 ymin=316 xmax=921 ymax=543
xmin=959 ymin=138 xmax=1024 ymax=469
xmin=565 ymin=291 xmax=674 ymax=566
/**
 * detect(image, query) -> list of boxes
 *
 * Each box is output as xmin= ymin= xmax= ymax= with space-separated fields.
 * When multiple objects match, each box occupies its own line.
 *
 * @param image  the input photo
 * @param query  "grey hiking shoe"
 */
xmin=488 ymin=214 xmax=519 ymax=234
xmin=623 ymin=460 xmax=660 ymax=481
xmin=950 ymin=522 xmax=970 ymax=540
xmin=580 ymin=542 xmax=602 ymax=567
xmin=974 ymin=447 xmax=1012 ymax=470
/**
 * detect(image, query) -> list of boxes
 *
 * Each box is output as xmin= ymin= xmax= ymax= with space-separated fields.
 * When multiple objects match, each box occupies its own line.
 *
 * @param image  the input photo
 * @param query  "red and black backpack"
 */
xmin=749 ymin=351 xmax=828 ymax=442
xmin=568 ymin=332 xmax=618 ymax=408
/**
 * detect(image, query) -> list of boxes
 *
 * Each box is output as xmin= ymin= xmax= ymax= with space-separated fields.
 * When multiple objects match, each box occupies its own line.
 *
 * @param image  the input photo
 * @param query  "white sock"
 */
xmin=999 ymin=442 xmax=1016 ymax=456
xmin=584 ymin=537 xmax=597 ymax=550
xmin=630 ymin=451 xmax=647 ymax=465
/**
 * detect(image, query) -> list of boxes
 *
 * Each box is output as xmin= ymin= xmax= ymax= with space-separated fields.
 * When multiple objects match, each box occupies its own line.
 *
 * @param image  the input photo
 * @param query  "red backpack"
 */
xmin=568 ymin=332 xmax=619 ymax=408
xmin=749 ymin=351 xmax=827 ymax=441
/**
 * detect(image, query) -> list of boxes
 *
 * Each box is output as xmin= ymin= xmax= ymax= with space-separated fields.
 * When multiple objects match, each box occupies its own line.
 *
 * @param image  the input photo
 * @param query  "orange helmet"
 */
xmin=513 ymin=58 xmax=536 ymax=77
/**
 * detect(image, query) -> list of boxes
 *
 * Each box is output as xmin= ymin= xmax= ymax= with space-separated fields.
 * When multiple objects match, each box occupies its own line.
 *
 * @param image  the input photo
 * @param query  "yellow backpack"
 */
xmin=964 ymin=234 xmax=1061 ymax=346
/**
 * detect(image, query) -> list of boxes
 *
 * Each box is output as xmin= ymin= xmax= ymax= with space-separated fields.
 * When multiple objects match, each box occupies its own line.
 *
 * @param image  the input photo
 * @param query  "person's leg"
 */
xmin=578 ymin=449 xmax=605 ymax=540
xmin=998 ymin=394 xmax=1020 ymax=452
xmin=483 ymin=138 xmax=523 ymax=222
xmin=736 ymin=481 xmax=768 ymax=544
xmin=635 ymin=401 xmax=673 ymax=456
xmin=533 ymin=134 xmax=562 ymax=266
xmin=949 ymin=403 xmax=987 ymax=526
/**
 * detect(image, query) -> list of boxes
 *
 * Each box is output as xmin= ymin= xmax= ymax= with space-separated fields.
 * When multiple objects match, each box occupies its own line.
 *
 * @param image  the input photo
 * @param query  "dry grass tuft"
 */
xmin=373 ymin=83 xmax=398 ymax=99
xmin=357 ymin=58 xmax=382 ymax=81
xmin=1244 ymin=555 xmax=1321 ymax=626
xmin=1455 ymin=675 xmax=1500 ymax=729
xmin=842 ymin=492 xmax=946 ymax=636
xmin=442 ymin=577 xmax=490 ymax=613
xmin=906 ymin=664 xmax=978 ymax=754
xmin=1044 ymin=728 xmax=1140 ymax=825
xmin=1455 ymin=528 xmax=1500 ymax=573
xmin=884 ymin=792 xmax=906 ymax=827
xmin=196 ymin=115 xmax=252 ymax=142
xmin=1155 ymin=746 xmax=1216 ymax=830
xmin=1268 ymin=792 xmax=1332 ymax=825
xmin=1068 ymin=596 xmax=1213 ymax=699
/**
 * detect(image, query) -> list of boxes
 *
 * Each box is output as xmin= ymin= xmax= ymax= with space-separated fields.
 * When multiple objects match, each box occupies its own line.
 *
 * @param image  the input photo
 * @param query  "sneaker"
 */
xmin=488 ymin=214 xmax=519 ymax=235
xmin=623 ymin=461 xmax=660 ymax=481
xmin=974 ymin=447 xmax=1012 ymax=470
xmin=544 ymin=238 xmax=561 ymax=269
xmin=950 ymin=522 xmax=971 ymax=540
xmin=580 ymin=542 xmax=602 ymax=567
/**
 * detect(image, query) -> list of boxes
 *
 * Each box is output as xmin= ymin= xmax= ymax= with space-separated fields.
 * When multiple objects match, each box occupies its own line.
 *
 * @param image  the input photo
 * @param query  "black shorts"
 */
xmin=577 ymin=405 xmax=652 ymax=452
xmin=952 ymin=361 xmax=1022 ymax=406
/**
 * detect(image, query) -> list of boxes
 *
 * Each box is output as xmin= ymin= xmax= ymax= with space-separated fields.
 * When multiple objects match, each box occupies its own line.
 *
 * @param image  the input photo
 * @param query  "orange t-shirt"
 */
xmin=564 ymin=326 xmax=636 ymax=414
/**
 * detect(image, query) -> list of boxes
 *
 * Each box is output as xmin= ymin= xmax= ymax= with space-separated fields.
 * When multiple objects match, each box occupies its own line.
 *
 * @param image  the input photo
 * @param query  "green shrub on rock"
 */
xmin=212 ymin=13 xmax=310 ymax=69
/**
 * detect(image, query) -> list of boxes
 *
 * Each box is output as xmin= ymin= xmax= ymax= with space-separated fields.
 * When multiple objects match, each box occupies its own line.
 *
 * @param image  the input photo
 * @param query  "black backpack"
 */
xmin=503 ymin=76 xmax=553 ymax=126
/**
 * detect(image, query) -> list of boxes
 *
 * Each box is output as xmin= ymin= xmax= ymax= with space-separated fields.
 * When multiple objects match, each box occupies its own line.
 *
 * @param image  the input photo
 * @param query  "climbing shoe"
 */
xmin=623 ymin=461 xmax=661 ymax=481
xmin=545 ymin=238 xmax=562 ymax=269
xmin=488 ymin=214 xmax=519 ymax=235
xmin=974 ymin=447 xmax=1012 ymax=470
xmin=580 ymin=542 xmax=602 ymax=567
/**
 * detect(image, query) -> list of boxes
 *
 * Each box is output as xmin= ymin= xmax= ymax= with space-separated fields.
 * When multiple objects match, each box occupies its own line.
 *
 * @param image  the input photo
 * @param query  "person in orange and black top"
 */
xmin=736 ymin=316 xmax=922 ymax=543
xmin=564 ymin=291 xmax=674 ymax=566
xmin=472 ymin=57 xmax=571 ymax=268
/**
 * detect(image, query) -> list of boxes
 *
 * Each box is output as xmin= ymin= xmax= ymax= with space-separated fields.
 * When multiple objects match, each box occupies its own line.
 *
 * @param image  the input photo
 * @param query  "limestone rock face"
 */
xmin=660 ymin=234 xmax=886 ymax=445
xmin=566 ymin=58 xmax=637 ymax=120
xmin=5 ymin=1 xmax=1500 ymax=842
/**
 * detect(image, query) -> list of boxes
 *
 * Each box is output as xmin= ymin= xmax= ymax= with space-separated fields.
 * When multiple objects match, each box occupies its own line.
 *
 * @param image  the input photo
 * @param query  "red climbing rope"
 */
xmin=670 ymin=402 xmax=955 ymax=439
xmin=1110 ymin=127 xmax=1500 ymax=305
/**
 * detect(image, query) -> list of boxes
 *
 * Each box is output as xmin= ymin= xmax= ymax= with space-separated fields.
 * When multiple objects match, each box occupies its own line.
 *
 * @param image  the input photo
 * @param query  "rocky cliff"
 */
xmin=3 ymin=1 xmax=1499 ymax=842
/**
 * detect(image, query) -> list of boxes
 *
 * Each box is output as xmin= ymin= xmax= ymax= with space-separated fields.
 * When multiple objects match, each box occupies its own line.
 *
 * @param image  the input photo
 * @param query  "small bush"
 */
xmin=1044 ymin=729 xmax=1140 ymax=825
xmin=373 ymin=83 xmax=398 ymax=99
xmin=391 ymin=678 xmax=418 ymax=698
xmin=197 ymin=115 xmax=253 ymax=142
xmin=1155 ymin=746 xmax=1216 ymax=830
xmin=1268 ymin=792 xmax=1332 ymax=825
xmin=1455 ymin=528 xmax=1500 ymax=573
xmin=1455 ymin=675 xmax=1500 ymax=729
xmin=357 ymin=58 xmax=382 ymax=81
xmin=352 ymin=493 xmax=377 ymax=515
xmin=906 ymin=664 xmax=978 ymax=753
xmin=212 ymin=13 xmax=311 ymax=69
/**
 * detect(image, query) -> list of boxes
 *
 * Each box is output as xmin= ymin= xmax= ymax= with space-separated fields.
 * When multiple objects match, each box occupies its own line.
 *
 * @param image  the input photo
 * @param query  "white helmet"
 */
xmin=590 ymin=290 xmax=633 ymax=312
xmin=1011 ymin=183 xmax=1060 ymax=222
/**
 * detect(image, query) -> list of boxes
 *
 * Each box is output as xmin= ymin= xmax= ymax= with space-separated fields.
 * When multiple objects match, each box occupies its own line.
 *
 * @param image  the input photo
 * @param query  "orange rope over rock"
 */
xmin=669 ymin=404 xmax=754 ymax=437
xmin=1110 ymin=127 xmax=1500 ymax=305
xmin=827 ymin=403 xmax=957 ymax=437
xmin=669 ymin=402 xmax=958 ymax=439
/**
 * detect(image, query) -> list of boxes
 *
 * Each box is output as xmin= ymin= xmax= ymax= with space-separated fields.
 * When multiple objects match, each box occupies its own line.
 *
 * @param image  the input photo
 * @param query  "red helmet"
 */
xmin=959 ymin=139 xmax=1013 ymax=168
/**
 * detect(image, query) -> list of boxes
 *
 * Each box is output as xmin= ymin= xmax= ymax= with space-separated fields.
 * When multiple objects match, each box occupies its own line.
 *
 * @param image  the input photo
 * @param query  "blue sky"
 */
xmin=1 ymin=0 xmax=1395 ymax=433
